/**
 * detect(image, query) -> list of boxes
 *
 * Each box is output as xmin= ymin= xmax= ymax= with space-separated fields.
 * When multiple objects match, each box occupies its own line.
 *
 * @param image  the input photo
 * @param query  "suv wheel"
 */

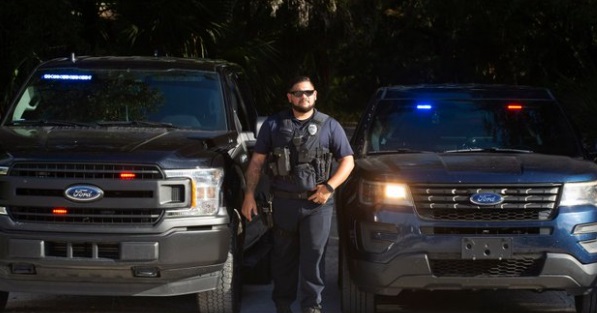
xmin=0 ymin=291 xmax=7 ymax=312
xmin=340 ymin=248 xmax=375 ymax=313
xmin=576 ymin=289 xmax=597 ymax=313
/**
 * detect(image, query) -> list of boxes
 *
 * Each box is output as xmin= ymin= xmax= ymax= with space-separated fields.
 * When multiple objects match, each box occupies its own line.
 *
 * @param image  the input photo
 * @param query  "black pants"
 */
xmin=271 ymin=196 xmax=333 ymax=310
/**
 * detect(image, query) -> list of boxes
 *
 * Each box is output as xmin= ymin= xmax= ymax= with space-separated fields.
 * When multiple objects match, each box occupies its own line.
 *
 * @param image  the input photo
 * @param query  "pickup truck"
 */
xmin=338 ymin=84 xmax=597 ymax=313
xmin=0 ymin=55 xmax=271 ymax=313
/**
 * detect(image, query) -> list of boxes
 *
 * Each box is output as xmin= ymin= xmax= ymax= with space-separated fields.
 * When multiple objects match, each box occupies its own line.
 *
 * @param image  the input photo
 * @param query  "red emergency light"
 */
xmin=507 ymin=103 xmax=523 ymax=110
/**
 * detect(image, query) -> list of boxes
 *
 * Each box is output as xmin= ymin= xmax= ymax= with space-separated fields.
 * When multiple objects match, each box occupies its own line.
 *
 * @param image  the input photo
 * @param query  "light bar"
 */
xmin=416 ymin=104 xmax=432 ymax=110
xmin=42 ymin=74 xmax=92 ymax=81
xmin=507 ymin=103 xmax=523 ymax=110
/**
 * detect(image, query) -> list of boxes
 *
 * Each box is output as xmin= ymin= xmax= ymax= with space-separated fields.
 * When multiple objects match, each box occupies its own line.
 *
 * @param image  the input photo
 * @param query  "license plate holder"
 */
xmin=461 ymin=237 xmax=513 ymax=260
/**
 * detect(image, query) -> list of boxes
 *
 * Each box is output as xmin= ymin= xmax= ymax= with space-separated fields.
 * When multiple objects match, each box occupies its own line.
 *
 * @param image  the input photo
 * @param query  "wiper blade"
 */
xmin=7 ymin=119 xmax=96 ymax=127
xmin=96 ymin=120 xmax=176 ymax=128
xmin=444 ymin=147 xmax=534 ymax=153
xmin=369 ymin=148 xmax=426 ymax=154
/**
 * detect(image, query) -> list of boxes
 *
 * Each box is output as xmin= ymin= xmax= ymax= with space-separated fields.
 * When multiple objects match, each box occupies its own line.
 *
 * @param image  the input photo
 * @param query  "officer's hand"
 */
xmin=308 ymin=184 xmax=332 ymax=204
xmin=241 ymin=195 xmax=258 ymax=221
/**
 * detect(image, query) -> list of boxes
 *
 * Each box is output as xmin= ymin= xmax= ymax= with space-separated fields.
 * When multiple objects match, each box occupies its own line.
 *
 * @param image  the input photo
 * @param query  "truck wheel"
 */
xmin=197 ymin=248 xmax=241 ymax=313
xmin=576 ymin=289 xmax=597 ymax=313
xmin=340 ymin=249 xmax=375 ymax=313
xmin=197 ymin=220 xmax=242 ymax=313
xmin=0 ymin=291 xmax=7 ymax=312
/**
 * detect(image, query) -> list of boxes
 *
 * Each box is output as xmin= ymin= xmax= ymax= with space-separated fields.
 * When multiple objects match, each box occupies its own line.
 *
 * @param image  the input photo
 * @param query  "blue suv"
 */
xmin=337 ymin=85 xmax=597 ymax=313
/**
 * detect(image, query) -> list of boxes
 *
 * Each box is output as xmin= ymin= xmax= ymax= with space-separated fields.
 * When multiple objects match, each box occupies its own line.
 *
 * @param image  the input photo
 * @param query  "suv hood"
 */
xmin=0 ymin=126 xmax=236 ymax=167
xmin=358 ymin=152 xmax=597 ymax=184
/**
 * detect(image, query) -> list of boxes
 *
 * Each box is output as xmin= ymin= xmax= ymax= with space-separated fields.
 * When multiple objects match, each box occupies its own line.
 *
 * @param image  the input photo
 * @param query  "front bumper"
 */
xmin=0 ymin=222 xmax=231 ymax=296
xmin=345 ymin=204 xmax=597 ymax=296
xmin=350 ymin=252 xmax=597 ymax=296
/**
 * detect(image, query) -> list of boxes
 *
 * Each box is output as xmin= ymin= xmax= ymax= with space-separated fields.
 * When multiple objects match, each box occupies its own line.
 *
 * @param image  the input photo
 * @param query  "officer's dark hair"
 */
xmin=288 ymin=76 xmax=315 ymax=91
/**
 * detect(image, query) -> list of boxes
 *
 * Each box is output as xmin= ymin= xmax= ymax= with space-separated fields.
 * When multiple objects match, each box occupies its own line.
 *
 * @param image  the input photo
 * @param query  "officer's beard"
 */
xmin=292 ymin=101 xmax=315 ymax=113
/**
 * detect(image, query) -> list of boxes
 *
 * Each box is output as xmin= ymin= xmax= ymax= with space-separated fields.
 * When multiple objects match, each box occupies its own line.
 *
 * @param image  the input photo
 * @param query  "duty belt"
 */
xmin=272 ymin=189 xmax=313 ymax=200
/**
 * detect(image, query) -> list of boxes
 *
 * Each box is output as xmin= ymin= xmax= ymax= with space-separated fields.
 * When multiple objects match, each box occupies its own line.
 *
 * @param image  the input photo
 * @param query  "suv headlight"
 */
xmin=164 ymin=168 xmax=224 ymax=217
xmin=560 ymin=181 xmax=597 ymax=206
xmin=359 ymin=180 xmax=414 ymax=206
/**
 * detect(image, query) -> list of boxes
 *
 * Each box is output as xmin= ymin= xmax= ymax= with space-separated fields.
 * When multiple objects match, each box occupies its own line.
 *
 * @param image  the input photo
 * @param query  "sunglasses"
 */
xmin=289 ymin=90 xmax=315 ymax=97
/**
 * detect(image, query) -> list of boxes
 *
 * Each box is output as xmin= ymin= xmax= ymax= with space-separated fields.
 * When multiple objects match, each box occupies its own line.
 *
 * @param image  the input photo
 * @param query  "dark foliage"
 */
xmin=2 ymin=0 xmax=597 ymax=141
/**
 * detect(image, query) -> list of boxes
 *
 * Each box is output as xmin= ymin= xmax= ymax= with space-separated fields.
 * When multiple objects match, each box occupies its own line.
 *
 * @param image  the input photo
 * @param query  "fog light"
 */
xmin=11 ymin=263 xmax=36 ymax=274
xmin=371 ymin=231 xmax=399 ymax=242
xmin=573 ymin=223 xmax=597 ymax=234
xmin=132 ymin=267 xmax=160 ymax=278
xmin=580 ymin=239 xmax=597 ymax=254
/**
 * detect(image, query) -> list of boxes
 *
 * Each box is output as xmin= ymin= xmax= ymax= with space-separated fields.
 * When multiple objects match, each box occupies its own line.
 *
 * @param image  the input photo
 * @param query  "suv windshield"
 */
xmin=368 ymin=98 xmax=581 ymax=156
xmin=8 ymin=68 xmax=227 ymax=130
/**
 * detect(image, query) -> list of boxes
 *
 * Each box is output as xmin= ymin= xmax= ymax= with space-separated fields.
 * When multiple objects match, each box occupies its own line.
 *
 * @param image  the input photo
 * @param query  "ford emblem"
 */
xmin=470 ymin=192 xmax=504 ymax=206
xmin=64 ymin=185 xmax=104 ymax=202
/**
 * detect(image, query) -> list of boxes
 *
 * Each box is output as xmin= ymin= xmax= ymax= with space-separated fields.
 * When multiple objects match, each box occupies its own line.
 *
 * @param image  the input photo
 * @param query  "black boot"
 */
xmin=302 ymin=306 xmax=322 ymax=313
xmin=276 ymin=303 xmax=293 ymax=313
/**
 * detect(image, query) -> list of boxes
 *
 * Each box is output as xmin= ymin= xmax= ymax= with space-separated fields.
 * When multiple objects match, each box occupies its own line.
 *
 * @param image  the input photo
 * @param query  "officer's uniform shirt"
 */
xmin=255 ymin=109 xmax=353 ymax=193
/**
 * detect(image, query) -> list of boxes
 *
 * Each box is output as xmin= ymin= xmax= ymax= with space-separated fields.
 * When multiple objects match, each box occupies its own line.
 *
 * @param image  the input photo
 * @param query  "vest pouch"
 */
xmin=293 ymin=163 xmax=317 ymax=191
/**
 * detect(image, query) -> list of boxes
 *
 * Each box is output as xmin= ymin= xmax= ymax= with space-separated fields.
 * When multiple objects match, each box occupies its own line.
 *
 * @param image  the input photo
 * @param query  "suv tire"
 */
xmin=0 ymin=291 xmax=7 ymax=312
xmin=340 ymin=248 xmax=375 ymax=313
xmin=576 ymin=290 xmax=597 ymax=313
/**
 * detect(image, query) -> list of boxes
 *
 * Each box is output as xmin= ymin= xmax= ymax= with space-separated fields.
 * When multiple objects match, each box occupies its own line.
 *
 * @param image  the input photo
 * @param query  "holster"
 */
xmin=257 ymin=194 xmax=274 ymax=229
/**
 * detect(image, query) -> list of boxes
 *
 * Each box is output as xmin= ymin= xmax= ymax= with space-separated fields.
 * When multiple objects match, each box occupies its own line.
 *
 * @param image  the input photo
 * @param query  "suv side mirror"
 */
xmin=255 ymin=116 xmax=267 ymax=138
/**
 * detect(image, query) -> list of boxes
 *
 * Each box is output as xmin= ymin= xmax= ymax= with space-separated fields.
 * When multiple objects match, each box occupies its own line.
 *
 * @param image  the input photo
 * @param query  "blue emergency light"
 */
xmin=42 ymin=74 xmax=93 ymax=81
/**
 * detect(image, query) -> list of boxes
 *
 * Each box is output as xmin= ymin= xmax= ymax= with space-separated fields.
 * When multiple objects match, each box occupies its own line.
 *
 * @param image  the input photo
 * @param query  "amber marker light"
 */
xmin=52 ymin=208 xmax=68 ymax=215
xmin=507 ymin=103 xmax=523 ymax=110
xmin=120 ymin=172 xmax=136 ymax=180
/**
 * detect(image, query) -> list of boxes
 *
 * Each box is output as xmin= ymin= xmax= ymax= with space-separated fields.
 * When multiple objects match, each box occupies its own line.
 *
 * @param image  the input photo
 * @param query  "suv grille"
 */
xmin=9 ymin=207 xmax=163 ymax=225
xmin=411 ymin=184 xmax=560 ymax=221
xmin=430 ymin=257 xmax=545 ymax=277
xmin=9 ymin=163 xmax=163 ymax=179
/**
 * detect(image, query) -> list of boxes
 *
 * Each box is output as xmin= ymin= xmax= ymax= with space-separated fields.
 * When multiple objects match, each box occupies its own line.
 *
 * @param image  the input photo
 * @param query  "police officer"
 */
xmin=242 ymin=76 xmax=354 ymax=313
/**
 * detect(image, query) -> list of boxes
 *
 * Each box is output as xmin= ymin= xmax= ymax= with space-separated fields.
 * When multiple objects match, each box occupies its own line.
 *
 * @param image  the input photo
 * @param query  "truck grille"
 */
xmin=411 ymin=184 xmax=560 ymax=221
xmin=430 ymin=258 xmax=544 ymax=277
xmin=8 ymin=207 xmax=163 ymax=225
xmin=45 ymin=241 xmax=120 ymax=259
xmin=9 ymin=163 xmax=163 ymax=179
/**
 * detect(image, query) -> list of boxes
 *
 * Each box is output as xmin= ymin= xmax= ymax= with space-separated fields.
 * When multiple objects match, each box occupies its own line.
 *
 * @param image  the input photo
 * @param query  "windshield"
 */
xmin=8 ymin=68 xmax=227 ymax=130
xmin=367 ymin=99 xmax=581 ymax=156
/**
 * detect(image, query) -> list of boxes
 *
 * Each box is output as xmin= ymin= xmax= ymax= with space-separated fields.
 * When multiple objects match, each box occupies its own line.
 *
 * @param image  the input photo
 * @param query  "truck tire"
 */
xmin=197 ymin=247 xmax=241 ymax=313
xmin=197 ymin=216 xmax=242 ymax=313
xmin=576 ymin=290 xmax=597 ymax=313
xmin=340 ymin=249 xmax=375 ymax=313
xmin=0 ymin=291 xmax=7 ymax=312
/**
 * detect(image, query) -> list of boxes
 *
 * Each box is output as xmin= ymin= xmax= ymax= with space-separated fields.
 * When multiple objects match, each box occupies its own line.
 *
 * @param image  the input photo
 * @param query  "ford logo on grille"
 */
xmin=470 ymin=192 xmax=504 ymax=206
xmin=64 ymin=185 xmax=104 ymax=202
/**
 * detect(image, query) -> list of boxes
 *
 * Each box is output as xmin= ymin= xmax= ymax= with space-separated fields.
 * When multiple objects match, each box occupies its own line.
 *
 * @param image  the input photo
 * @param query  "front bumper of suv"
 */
xmin=346 ymin=204 xmax=597 ymax=296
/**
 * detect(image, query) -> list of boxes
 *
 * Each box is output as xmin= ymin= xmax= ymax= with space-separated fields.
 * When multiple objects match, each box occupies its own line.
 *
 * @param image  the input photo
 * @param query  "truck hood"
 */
xmin=357 ymin=152 xmax=597 ymax=184
xmin=0 ymin=126 xmax=237 ymax=168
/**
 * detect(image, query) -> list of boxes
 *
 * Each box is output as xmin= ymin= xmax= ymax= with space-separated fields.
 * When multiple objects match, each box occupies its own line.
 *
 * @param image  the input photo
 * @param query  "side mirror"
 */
xmin=255 ymin=116 xmax=267 ymax=138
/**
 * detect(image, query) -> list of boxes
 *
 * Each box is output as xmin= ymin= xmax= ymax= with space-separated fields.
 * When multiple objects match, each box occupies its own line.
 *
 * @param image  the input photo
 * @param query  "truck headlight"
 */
xmin=359 ymin=180 xmax=414 ymax=206
xmin=164 ymin=168 xmax=224 ymax=217
xmin=0 ymin=166 xmax=8 ymax=176
xmin=560 ymin=181 xmax=597 ymax=206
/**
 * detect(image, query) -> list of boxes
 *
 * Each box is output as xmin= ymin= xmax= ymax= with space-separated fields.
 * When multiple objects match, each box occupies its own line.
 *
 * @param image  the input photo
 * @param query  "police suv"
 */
xmin=337 ymin=84 xmax=597 ymax=313
xmin=0 ymin=55 xmax=272 ymax=313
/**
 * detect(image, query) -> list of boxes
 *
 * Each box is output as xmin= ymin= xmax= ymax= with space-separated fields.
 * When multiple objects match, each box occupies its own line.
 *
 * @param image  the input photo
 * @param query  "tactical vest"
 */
xmin=268 ymin=110 xmax=333 ymax=191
